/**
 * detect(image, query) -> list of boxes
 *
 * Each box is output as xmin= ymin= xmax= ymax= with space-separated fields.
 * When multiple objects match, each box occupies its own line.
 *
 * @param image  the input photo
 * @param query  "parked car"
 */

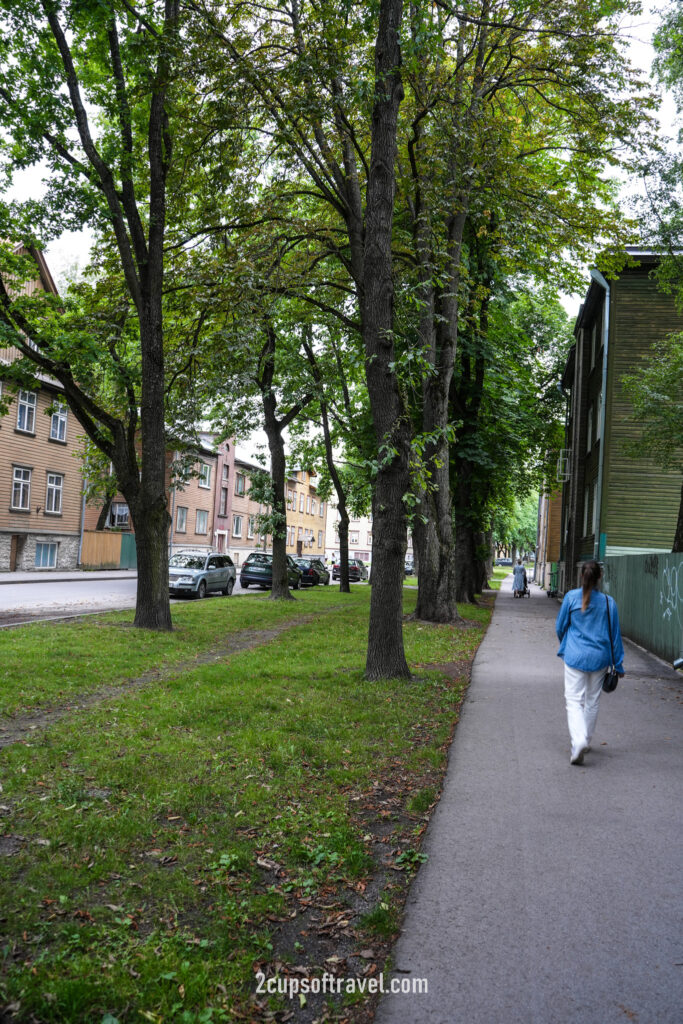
xmin=404 ymin=559 xmax=415 ymax=576
xmin=239 ymin=551 xmax=303 ymax=590
xmin=332 ymin=558 xmax=369 ymax=582
xmin=295 ymin=557 xmax=331 ymax=586
xmin=169 ymin=551 xmax=236 ymax=598
xmin=495 ymin=557 xmax=513 ymax=566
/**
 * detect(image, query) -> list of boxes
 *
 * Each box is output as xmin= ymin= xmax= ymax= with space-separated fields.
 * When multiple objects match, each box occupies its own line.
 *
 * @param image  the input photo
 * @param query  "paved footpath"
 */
xmin=376 ymin=577 xmax=682 ymax=1024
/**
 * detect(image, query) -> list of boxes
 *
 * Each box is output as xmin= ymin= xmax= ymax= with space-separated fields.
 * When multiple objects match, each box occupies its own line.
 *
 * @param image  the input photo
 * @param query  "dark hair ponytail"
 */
xmin=581 ymin=559 xmax=601 ymax=612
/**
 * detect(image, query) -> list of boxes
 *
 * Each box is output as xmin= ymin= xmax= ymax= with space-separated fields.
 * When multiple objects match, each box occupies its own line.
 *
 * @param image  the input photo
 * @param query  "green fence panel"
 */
xmin=602 ymin=553 xmax=683 ymax=664
xmin=119 ymin=532 xmax=137 ymax=570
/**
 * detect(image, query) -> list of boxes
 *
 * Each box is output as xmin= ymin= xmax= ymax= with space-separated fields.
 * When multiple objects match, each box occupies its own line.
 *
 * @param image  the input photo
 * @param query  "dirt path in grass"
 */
xmin=0 ymin=612 xmax=324 ymax=751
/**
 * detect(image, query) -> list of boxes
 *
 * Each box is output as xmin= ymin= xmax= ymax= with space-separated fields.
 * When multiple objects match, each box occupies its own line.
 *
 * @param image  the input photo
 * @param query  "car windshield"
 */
xmin=246 ymin=553 xmax=272 ymax=565
xmin=169 ymin=554 xmax=205 ymax=569
xmin=296 ymin=559 xmax=311 ymax=567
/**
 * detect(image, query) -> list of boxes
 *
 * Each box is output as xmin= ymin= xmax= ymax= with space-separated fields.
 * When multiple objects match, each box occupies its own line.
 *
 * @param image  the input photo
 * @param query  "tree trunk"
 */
xmin=673 ymin=480 xmax=683 ymax=553
xmin=362 ymin=0 xmax=410 ymax=681
xmin=131 ymin=496 xmax=172 ymax=629
xmin=263 ymin=394 xmax=294 ymax=601
xmin=453 ymin=468 xmax=479 ymax=604
xmin=96 ymin=497 xmax=112 ymax=531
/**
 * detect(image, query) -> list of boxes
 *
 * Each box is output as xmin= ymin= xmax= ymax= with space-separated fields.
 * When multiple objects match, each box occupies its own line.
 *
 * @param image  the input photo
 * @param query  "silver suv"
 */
xmin=169 ymin=550 xmax=236 ymax=599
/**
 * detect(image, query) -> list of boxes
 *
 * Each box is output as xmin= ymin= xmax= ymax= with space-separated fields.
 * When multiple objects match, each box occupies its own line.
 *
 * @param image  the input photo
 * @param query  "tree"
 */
xmin=0 ymin=0 xmax=184 ymax=630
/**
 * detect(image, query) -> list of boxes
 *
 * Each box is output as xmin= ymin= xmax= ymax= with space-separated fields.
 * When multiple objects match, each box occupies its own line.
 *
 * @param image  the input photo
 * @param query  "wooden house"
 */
xmin=558 ymin=250 xmax=683 ymax=593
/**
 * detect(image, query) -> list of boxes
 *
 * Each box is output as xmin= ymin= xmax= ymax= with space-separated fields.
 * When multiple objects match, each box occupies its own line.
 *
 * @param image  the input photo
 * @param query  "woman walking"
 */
xmin=556 ymin=560 xmax=625 ymax=765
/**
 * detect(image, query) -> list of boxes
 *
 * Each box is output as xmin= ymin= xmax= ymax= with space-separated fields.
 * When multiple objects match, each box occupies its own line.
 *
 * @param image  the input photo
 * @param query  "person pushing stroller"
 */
xmin=512 ymin=559 xmax=528 ymax=598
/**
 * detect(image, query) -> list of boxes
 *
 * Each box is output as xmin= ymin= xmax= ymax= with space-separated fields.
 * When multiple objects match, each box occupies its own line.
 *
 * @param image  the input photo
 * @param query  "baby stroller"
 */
xmin=513 ymin=566 xmax=530 ymax=598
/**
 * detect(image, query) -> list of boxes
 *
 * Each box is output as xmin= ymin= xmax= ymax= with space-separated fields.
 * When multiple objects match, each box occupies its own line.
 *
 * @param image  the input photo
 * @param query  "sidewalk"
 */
xmin=376 ymin=577 xmax=682 ymax=1024
xmin=0 ymin=569 xmax=137 ymax=585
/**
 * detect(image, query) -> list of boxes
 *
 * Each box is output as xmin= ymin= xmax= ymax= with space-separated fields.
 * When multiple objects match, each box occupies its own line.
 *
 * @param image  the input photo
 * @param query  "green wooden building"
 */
xmin=558 ymin=250 xmax=683 ymax=594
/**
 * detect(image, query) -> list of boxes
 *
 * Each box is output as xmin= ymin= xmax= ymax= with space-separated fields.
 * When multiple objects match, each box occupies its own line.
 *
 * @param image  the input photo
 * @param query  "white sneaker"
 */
xmin=570 ymin=746 xmax=589 ymax=765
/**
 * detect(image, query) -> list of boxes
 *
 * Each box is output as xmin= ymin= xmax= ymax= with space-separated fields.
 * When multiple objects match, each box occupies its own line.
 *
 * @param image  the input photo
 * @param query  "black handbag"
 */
xmin=602 ymin=594 xmax=619 ymax=693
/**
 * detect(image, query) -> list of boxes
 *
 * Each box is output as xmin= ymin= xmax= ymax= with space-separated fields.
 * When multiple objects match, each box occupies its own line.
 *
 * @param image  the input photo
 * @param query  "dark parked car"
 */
xmin=169 ymin=551 xmax=236 ymax=598
xmin=239 ymin=551 xmax=302 ymax=590
xmin=332 ymin=558 xmax=369 ymax=582
xmin=495 ymin=557 xmax=513 ymax=566
xmin=404 ymin=559 xmax=415 ymax=576
xmin=295 ymin=557 xmax=331 ymax=586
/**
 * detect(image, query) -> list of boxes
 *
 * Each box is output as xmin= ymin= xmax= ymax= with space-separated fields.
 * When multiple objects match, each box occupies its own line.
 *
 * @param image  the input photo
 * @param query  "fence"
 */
xmin=602 ymin=553 xmax=683 ymax=664
xmin=80 ymin=531 xmax=137 ymax=571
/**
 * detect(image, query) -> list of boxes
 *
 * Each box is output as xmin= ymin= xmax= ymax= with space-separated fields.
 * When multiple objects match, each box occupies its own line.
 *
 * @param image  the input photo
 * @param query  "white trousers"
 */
xmin=563 ymin=663 xmax=608 ymax=755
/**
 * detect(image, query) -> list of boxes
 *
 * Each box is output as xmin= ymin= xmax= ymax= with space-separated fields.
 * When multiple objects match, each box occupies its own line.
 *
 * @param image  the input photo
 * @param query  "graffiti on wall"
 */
xmin=659 ymin=559 xmax=683 ymax=630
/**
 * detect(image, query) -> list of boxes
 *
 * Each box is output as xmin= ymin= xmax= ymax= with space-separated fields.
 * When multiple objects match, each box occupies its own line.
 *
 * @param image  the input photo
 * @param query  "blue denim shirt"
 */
xmin=556 ymin=587 xmax=625 ymax=674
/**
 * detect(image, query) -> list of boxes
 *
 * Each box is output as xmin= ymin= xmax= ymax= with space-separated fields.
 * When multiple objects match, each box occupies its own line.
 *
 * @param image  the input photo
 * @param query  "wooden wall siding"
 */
xmin=0 ymin=385 xmax=83 ymax=534
xmin=602 ymin=271 xmax=683 ymax=552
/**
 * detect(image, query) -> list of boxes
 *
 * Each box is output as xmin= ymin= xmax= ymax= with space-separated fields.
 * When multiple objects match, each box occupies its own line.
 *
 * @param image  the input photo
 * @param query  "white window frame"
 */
xmin=17 ymin=390 xmax=36 ymax=433
xmin=311 ymin=499 xmax=316 ymax=515
xmin=11 ymin=466 xmax=31 ymax=510
xmin=35 ymin=542 xmax=57 ymax=568
xmin=247 ymin=515 xmax=255 ymax=539
xmin=299 ymin=493 xmax=304 ymax=512
xmin=232 ymin=514 xmax=243 ymax=538
xmin=350 ymin=531 xmax=359 ymax=545
xmin=45 ymin=472 xmax=64 ymax=514
xmin=318 ymin=530 xmax=323 ymax=547
xmin=50 ymin=402 xmax=68 ymax=442
xmin=235 ymin=473 xmax=245 ymax=496
xmin=198 ymin=463 xmax=211 ymax=489
xmin=176 ymin=506 xmax=187 ymax=533
xmin=367 ymin=532 xmax=373 ymax=545
xmin=110 ymin=502 xmax=130 ymax=528
xmin=306 ymin=496 xmax=311 ymax=514
xmin=287 ymin=489 xmax=293 ymax=509
xmin=319 ymin=501 xmax=324 ymax=518
xmin=196 ymin=509 xmax=209 ymax=535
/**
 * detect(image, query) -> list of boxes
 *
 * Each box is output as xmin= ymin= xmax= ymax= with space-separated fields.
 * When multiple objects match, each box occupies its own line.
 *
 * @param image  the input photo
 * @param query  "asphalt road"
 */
xmin=0 ymin=574 xmax=268 ymax=625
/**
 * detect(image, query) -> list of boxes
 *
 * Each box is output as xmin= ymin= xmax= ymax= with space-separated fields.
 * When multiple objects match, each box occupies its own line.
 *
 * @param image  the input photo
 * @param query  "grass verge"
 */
xmin=0 ymin=587 xmax=491 ymax=1023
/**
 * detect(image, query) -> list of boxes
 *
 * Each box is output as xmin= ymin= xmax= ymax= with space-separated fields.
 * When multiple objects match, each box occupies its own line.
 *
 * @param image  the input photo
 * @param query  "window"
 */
xmin=586 ymin=405 xmax=593 ymax=452
xmin=319 ymin=501 xmax=324 ymax=518
xmin=35 ymin=542 xmax=57 ymax=568
xmin=222 ymin=464 xmax=229 ymax=481
xmin=367 ymin=532 xmax=373 ymax=545
xmin=219 ymin=487 xmax=228 ymax=516
xmin=298 ymin=526 xmax=303 ymax=540
xmin=592 ymin=481 xmax=598 ymax=535
xmin=11 ymin=467 xmax=31 ymax=509
xmin=596 ymin=391 xmax=603 ymax=442
xmin=311 ymin=499 xmax=316 ymax=515
xmin=176 ymin=506 xmax=187 ymax=532
xmin=590 ymin=322 xmax=597 ymax=369
xmin=350 ymin=531 xmax=359 ymax=545
xmin=110 ymin=502 xmax=130 ymax=528
xmin=17 ymin=390 xmax=36 ymax=433
xmin=583 ymin=486 xmax=590 ymax=538
xmin=196 ymin=509 xmax=208 ymax=534
xmin=287 ymin=490 xmax=293 ymax=509
xmin=232 ymin=514 xmax=242 ymax=538
xmin=45 ymin=473 xmax=63 ymax=514
xmin=50 ymin=402 xmax=68 ymax=442
xmin=235 ymin=473 xmax=245 ymax=496
xmin=199 ymin=463 xmax=211 ymax=488
xmin=299 ymin=493 xmax=304 ymax=512
xmin=306 ymin=496 xmax=311 ymax=514
xmin=318 ymin=530 xmax=323 ymax=547
xmin=247 ymin=515 xmax=255 ymax=538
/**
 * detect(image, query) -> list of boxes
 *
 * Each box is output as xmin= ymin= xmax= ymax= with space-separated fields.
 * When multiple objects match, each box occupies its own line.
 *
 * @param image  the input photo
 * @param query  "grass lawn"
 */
xmin=487 ymin=566 xmax=511 ymax=591
xmin=0 ymin=586 xmax=491 ymax=1023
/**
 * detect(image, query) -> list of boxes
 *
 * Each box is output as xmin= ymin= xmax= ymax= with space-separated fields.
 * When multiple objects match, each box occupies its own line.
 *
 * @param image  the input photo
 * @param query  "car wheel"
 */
xmin=293 ymin=577 xmax=301 ymax=590
xmin=196 ymin=580 xmax=207 ymax=599
xmin=224 ymin=578 xmax=234 ymax=596
xmin=242 ymin=581 xmax=249 ymax=588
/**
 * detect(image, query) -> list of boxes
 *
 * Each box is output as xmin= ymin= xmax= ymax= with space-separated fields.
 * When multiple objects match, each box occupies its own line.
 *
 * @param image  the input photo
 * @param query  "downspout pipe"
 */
xmin=590 ymin=268 xmax=610 ymax=562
